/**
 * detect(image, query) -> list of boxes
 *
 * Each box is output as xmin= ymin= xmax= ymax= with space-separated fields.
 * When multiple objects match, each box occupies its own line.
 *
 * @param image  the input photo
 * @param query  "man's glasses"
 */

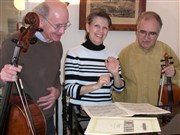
xmin=138 ymin=30 xmax=158 ymax=38
xmin=41 ymin=15 xmax=71 ymax=31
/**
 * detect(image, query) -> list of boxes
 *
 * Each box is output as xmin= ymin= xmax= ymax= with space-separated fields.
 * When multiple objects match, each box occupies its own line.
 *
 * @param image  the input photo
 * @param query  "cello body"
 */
xmin=5 ymin=96 xmax=46 ymax=135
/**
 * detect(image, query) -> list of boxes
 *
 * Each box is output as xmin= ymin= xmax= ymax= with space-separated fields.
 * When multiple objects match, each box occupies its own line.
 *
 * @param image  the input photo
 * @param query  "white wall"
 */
xmin=146 ymin=0 xmax=179 ymax=57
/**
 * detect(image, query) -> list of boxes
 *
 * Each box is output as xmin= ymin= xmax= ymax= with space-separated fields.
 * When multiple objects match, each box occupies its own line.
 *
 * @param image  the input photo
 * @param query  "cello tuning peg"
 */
xmin=36 ymin=28 xmax=43 ymax=32
xmin=11 ymin=39 xmax=18 ymax=44
xmin=29 ymin=37 xmax=37 ymax=44
xmin=169 ymin=56 xmax=173 ymax=59
xmin=20 ymin=26 xmax=26 ymax=33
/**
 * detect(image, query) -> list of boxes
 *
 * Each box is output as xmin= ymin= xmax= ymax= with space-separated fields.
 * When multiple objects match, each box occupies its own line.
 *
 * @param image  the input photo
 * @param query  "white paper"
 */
xmin=82 ymin=102 xmax=170 ymax=118
xmin=85 ymin=117 xmax=161 ymax=135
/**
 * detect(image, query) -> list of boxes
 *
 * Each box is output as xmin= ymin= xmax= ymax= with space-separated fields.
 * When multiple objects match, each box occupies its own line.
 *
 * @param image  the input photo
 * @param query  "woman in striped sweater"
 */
xmin=64 ymin=8 xmax=125 ymax=106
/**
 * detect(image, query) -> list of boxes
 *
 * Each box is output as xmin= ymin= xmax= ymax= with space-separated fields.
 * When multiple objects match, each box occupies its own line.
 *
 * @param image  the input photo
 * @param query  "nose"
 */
xmin=144 ymin=33 xmax=150 ymax=40
xmin=99 ymin=27 xmax=106 ymax=34
xmin=58 ymin=27 xmax=66 ymax=34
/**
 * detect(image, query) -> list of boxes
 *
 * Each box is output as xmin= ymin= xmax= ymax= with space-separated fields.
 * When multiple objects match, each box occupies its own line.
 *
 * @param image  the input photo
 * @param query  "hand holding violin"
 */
xmin=0 ymin=64 xmax=22 ymax=82
xmin=158 ymin=52 xmax=180 ymax=114
xmin=161 ymin=65 xmax=176 ymax=77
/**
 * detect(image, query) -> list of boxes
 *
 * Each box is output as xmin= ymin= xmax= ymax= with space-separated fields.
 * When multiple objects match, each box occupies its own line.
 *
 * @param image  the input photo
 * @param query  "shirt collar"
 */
xmin=35 ymin=32 xmax=46 ymax=42
xmin=82 ymin=38 xmax=105 ymax=51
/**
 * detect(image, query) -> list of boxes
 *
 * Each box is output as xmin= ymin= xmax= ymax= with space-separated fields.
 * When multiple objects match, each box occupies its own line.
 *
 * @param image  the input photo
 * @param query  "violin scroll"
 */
xmin=160 ymin=53 xmax=174 ymax=69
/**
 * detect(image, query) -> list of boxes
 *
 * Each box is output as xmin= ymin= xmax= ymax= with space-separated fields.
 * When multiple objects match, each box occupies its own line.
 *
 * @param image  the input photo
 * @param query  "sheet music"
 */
xmin=85 ymin=117 xmax=161 ymax=135
xmin=115 ymin=102 xmax=170 ymax=115
xmin=82 ymin=103 xmax=132 ymax=117
xmin=82 ymin=102 xmax=170 ymax=118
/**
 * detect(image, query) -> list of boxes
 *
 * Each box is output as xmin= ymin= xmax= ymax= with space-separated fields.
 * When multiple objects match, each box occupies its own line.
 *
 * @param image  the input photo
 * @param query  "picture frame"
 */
xmin=79 ymin=0 xmax=146 ymax=31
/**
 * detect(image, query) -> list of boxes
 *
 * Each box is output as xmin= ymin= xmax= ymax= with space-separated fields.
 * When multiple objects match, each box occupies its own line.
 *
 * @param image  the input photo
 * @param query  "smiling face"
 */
xmin=40 ymin=2 xmax=69 ymax=42
xmin=136 ymin=18 xmax=160 ymax=51
xmin=86 ymin=16 xmax=109 ymax=45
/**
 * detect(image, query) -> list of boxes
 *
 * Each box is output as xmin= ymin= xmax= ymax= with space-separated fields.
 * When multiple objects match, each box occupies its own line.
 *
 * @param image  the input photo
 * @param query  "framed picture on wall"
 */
xmin=79 ymin=0 xmax=146 ymax=31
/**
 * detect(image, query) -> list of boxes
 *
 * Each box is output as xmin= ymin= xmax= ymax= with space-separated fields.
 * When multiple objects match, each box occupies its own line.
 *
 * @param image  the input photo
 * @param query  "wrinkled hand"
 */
xmin=0 ymin=64 xmax=22 ymax=82
xmin=96 ymin=74 xmax=110 ymax=89
xmin=37 ymin=87 xmax=60 ymax=110
xmin=105 ymin=57 xmax=119 ymax=76
xmin=161 ymin=65 xmax=176 ymax=77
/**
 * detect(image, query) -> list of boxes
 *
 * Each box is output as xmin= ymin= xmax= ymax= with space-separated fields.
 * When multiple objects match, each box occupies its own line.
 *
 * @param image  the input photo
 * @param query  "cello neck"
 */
xmin=0 ymin=82 xmax=13 ymax=135
xmin=0 ymin=39 xmax=22 ymax=134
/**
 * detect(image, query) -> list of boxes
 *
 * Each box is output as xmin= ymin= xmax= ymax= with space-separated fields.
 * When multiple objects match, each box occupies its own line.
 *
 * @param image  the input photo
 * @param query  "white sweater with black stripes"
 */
xmin=64 ymin=39 xmax=125 ymax=106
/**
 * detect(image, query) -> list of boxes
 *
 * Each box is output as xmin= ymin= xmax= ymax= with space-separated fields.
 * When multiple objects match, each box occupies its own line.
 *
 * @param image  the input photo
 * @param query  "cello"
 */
xmin=0 ymin=12 xmax=46 ymax=135
xmin=157 ymin=53 xmax=180 ymax=114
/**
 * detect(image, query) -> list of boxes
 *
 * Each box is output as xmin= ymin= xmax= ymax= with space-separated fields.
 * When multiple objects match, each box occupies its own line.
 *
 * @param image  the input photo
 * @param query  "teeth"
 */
xmin=96 ymin=34 xmax=103 ymax=38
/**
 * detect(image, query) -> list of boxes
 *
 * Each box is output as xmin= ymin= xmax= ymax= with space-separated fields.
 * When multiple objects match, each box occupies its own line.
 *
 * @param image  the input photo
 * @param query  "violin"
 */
xmin=0 ymin=12 xmax=46 ymax=135
xmin=157 ymin=53 xmax=180 ymax=114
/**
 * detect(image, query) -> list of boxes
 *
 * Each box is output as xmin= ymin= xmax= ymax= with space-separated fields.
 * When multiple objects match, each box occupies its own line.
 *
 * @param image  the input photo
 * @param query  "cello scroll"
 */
xmin=12 ymin=12 xmax=43 ymax=52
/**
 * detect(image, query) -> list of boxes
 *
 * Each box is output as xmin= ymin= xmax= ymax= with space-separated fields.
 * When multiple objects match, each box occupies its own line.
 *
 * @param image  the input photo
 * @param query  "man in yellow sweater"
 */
xmin=118 ymin=11 xmax=180 ymax=106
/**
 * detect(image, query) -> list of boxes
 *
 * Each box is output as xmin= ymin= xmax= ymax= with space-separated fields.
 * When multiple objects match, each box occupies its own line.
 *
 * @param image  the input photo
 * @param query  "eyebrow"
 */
xmin=139 ymin=30 xmax=158 ymax=34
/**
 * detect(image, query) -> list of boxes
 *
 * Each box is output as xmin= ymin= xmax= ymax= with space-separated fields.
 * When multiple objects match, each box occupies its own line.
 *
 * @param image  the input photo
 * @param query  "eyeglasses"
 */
xmin=138 ymin=30 xmax=158 ymax=38
xmin=41 ymin=15 xmax=71 ymax=31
